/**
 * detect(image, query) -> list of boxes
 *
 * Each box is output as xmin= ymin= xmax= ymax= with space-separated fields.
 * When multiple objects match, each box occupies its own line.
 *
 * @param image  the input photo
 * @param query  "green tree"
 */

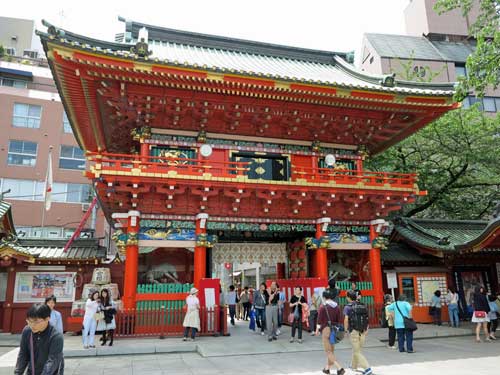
xmin=434 ymin=0 xmax=500 ymax=99
xmin=367 ymin=107 xmax=500 ymax=220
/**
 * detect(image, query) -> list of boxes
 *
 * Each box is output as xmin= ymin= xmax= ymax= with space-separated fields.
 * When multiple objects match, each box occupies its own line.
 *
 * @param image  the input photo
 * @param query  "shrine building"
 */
xmin=37 ymin=19 xmax=458 ymax=311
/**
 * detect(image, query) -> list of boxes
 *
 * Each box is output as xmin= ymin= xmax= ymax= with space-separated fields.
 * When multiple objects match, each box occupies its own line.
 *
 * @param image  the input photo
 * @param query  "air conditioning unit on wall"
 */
xmin=81 ymin=203 xmax=90 ymax=212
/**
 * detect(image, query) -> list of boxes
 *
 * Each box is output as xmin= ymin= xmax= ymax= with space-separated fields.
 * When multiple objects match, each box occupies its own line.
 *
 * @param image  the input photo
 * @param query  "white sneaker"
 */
xmin=261 ymin=332 xmax=265 ymax=336
xmin=276 ymin=329 xmax=281 ymax=335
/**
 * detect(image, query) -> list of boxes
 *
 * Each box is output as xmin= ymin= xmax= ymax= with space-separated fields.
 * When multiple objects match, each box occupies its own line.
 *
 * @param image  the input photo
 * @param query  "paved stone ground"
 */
xmin=0 ymin=335 xmax=498 ymax=375
xmin=1 ymin=320 xmax=497 ymax=374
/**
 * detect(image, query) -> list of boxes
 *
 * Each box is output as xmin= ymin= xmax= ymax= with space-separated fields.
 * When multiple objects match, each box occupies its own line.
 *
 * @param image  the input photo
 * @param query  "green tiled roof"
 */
xmin=393 ymin=217 xmax=488 ymax=252
xmin=381 ymin=242 xmax=434 ymax=263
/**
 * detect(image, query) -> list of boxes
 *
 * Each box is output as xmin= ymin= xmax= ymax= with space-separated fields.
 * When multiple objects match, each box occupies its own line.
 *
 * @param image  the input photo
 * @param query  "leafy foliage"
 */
xmin=367 ymin=107 xmax=500 ymax=220
xmin=434 ymin=0 xmax=500 ymax=99
xmin=390 ymin=51 xmax=446 ymax=83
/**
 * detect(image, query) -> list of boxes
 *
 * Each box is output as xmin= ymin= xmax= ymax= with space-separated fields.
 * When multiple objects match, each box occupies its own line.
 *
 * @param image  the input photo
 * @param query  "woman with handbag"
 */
xmin=472 ymin=286 xmax=491 ymax=342
xmin=97 ymin=288 xmax=117 ymax=346
xmin=289 ymin=286 xmax=307 ymax=343
xmin=82 ymin=290 xmax=100 ymax=349
xmin=315 ymin=290 xmax=345 ymax=375
xmin=387 ymin=294 xmax=414 ymax=353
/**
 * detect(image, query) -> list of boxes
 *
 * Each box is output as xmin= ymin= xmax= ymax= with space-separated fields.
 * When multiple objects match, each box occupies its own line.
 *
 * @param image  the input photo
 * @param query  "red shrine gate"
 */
xmin=38 ymin=19 xmax=457 ymax=332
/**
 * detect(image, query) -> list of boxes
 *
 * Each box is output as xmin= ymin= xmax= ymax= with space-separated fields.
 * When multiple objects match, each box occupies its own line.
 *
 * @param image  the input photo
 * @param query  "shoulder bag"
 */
xmin=395 ymin=302 xmax=418 ymax=331
xmin=324 ymin=304 xmax=344 ymax=344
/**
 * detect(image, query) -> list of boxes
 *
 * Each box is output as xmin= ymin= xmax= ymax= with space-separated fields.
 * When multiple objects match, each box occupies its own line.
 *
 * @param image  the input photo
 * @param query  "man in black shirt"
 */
xmin=15 ymin=304 xmax=64 ymax=375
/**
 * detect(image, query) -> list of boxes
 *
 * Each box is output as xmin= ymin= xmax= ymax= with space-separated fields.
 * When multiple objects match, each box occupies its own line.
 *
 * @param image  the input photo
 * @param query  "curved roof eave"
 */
xmin=37 ymin=20 xmax=456 ymax=97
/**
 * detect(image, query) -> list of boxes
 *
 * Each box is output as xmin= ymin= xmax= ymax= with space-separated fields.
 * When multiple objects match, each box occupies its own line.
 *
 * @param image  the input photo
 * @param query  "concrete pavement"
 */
xmin=0 ymin=319 xmax=477 ymax=359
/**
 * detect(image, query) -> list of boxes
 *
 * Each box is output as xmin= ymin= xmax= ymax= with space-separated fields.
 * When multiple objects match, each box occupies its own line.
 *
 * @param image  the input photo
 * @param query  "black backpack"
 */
xmin=348 ymin=302 xmax=369 ymax=332
xmin=380 ymin=306 xmax=388 ymax=328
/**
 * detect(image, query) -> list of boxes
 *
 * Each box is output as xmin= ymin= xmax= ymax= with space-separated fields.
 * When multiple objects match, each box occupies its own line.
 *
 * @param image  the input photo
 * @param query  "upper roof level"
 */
xmin=37 ymin=20 xmax=457 ymax=155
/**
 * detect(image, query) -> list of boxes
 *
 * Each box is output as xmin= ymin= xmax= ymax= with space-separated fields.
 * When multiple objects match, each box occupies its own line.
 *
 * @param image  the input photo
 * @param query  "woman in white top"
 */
xmin=183 ymin=288 xmax=200 ymax=341
xmin=82 ymin=291 xmax=100 ymax=349
xmin=446 ymin=287 xmax=460 ymax=328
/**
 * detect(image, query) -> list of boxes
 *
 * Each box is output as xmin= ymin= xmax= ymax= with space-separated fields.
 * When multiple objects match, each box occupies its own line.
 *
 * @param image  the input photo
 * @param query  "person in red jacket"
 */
xmin=315 ymin=290 xmax=345 ymax=375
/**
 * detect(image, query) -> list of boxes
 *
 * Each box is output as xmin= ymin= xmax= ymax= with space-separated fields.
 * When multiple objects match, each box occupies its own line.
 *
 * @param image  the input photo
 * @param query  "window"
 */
xmin=0 ymin=77 xmax=27 ymax=88
xmin=401 ymin=277 xmax=416 ymax=303
xmin=483 ymin=97 xmax=496 ymax=112
xmin=461 ymin=97 xmax=470 ymax=109
xmin=455 ymin=65 xmax=467 ymax=78
xmin=66 ymin=183 xmax=91 ymax=203
xmin=62 ymin=112 xmax=72 ymax=133
xmin=59 ymin=145 xmax=85 ymax=170
xmin=0 ymin=179 xmax=90 ymax=203
xmin=51 ymin=182 xmax=90 ymax=203
xmin=7 ymin=140 xmax=37 ymax=166
xmin=1 ymin=179 xmax=39 ymax=200
xmin=12 ymin=103 xmax=42 ymax=128
xmin=469 ymin=97 xmax=484 ymax=111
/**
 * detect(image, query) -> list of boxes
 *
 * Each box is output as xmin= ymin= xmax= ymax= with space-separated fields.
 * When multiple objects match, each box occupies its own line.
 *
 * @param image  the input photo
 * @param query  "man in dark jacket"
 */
xmin=15 ymin=304 xmax=64 ymax=375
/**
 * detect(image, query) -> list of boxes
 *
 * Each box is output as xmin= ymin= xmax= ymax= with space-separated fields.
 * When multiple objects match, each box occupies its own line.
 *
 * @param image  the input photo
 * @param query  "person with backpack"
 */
xmin=15 ymin=304 xmax=64 ymax=375
xmin=387 ymin=294 xmax=414 ymax=353
xmin=315 ymin=290 xmax=345 ymax=375
xmin=382 ymin=294 xmax=396 ymax=349
xmin=344 ymin=290 xmax=372 ymax=375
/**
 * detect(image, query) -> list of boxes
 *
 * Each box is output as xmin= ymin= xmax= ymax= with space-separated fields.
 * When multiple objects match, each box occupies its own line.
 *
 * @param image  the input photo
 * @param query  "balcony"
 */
xmin=87 ymin=152 xmax=421 ymax=221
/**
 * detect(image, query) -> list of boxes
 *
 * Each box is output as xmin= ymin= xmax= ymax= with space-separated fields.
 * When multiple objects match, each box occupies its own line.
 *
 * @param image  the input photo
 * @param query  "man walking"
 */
xmin=240 ymin=286 xmax=251 ymax=320
xmin=266 ymin=281 xmax=280 ymax=341
xmin=226 ymin=285 xmax=237 ymax=326
xmin=15 ymin=304 xmax=64 ymax=375
xmin=344 ymin=290 xmax=372 ymax=375
xmin=253 ymin=283 xmax=268 ymax=335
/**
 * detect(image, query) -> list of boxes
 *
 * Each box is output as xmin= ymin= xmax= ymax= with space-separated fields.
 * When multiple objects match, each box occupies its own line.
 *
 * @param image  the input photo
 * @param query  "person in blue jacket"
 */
xmin=387 ymin=294 xmax=414 ymax=353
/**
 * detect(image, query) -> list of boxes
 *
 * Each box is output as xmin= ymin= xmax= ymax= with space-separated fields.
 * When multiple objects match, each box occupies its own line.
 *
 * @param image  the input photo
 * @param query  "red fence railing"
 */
xmin=115 ymin=306 xmax=226 ymax=338
xmin=87 ymin=152 xmax=417 ymax=190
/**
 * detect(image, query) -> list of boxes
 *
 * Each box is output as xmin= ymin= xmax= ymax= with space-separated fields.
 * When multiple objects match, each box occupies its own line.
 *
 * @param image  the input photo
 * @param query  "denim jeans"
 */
xmin=396 ymin=328 xmax=413 ymax=352
xmin=255 ymin=308 xmax=266 ymax=332
xmin=448 ymin=304 xmax=459 ymax=327
xmin=277 ymin=306 xmax=284 ymax=328
xmin=228 ymin=305 xmax=236 ymax=325
xmin=183 ymin=326 xmax=197 ymax=339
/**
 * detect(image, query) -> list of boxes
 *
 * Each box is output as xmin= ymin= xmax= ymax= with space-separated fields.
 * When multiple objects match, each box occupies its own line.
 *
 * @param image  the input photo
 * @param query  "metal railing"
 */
xmin=115 ymin=305 xmax=226 ymax=338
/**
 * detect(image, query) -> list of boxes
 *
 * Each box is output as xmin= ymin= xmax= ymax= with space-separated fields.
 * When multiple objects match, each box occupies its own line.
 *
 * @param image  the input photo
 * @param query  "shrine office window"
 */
xmin=12 ymin=103 xmax=42 ymax=128
xmin=62 ymin=112 xmax=72 ymax=133
xmin=401 ymin=277 xmax=416 ymax=303
xmin=7 ymin=140 xmax=38 ymax=167
xmin=59 ymin=145 xmax=85 ymax=170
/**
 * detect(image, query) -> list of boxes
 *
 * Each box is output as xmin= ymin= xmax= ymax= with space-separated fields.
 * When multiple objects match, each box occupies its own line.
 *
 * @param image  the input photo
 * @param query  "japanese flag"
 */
xmin=44 ymin=151 xmax=53 ymax=211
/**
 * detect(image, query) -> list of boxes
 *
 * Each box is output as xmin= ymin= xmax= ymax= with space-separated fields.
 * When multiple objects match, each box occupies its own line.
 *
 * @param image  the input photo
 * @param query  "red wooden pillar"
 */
xmin=276 ymin=263 xmax=286 ymax=279
xmin=123 ymin=211 xmax=140 ymax=309
xmin=140 ymin=142 xmax=149 ymax=163
xmin=314 ymin=217 xmax=331 ymax=280
xmin=2 ymin=266 xmax=16 ymax=332
xmin=369 ymin=221 xmax=384 ymax=305
xmin=193 ymin=213 xmax=208 ymax=288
